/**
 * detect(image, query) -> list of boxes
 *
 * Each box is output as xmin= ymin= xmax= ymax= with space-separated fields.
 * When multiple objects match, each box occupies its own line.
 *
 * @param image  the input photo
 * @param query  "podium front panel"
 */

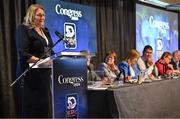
xmin=52 ymin=58 xmax=87 ymax=118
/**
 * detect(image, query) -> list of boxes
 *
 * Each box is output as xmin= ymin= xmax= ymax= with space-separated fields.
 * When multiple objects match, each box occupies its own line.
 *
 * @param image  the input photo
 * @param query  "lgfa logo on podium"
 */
xmin=64 ymin=22 xmax=77 ymax=49
xmin=66 ymin=93 xmax=78 ymax=118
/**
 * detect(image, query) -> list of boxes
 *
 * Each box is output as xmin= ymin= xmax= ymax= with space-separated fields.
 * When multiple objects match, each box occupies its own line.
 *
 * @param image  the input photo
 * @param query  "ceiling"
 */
xmin=139 ymin=0 xmax=180 ymax=11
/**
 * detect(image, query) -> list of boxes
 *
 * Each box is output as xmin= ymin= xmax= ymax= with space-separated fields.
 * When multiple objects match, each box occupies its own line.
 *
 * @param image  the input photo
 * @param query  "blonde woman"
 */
xmin=16 ymin=4 xmax=53 ymax=117
xmin=118 ymin=49 xmax=140 ymax=83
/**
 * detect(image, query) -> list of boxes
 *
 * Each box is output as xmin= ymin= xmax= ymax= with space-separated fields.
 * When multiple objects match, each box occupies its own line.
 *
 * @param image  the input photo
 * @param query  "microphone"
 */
xmin=55 ymin=31 xmax=64 ymax=40
xmin=55 ymin=31 xmax=74 ymax=48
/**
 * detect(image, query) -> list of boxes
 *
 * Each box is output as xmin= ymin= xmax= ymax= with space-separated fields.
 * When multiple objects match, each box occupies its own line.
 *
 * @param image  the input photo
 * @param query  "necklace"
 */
xmin=40 ymin=29 xmax=49 ymax=45
xmin=35 ymin=28 xmax=49 ymax=45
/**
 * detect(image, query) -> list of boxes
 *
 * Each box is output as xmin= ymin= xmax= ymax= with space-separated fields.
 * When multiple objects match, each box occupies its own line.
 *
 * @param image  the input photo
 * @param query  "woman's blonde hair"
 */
xmin=126 ymin=49 xmax=140 ymax=61
xmin=23 ymin=4 xmax=44 ymax=28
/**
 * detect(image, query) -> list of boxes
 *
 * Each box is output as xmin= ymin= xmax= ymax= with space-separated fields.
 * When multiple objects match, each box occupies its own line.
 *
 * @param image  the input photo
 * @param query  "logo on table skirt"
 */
xmin=66 ymin=94 xmax=78 ymax=118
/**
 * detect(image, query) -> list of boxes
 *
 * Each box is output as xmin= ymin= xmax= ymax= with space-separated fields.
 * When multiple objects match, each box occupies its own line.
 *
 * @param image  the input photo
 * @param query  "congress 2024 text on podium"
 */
xmin=19 ymin=52 xmax=88 ymax=118
xmin=52 ymin=52 xmax=87 ymax=118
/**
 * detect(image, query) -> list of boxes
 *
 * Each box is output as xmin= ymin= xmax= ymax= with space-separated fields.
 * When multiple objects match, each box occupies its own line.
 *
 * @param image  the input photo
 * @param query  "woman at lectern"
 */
xmin=16 ymin=4 xmax=53 ymax=118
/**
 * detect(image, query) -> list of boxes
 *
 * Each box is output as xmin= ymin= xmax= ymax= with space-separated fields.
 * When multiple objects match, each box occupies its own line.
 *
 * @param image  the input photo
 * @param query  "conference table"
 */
xmin=87 ymin=78 xmax=180 ymax=118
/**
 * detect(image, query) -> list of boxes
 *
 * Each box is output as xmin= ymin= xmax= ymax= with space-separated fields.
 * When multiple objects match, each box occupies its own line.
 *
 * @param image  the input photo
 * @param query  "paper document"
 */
xmin=29 ymin=57 xmax=52 ymax=68
xmin=88 ymin=81 xmax=109 ymax=90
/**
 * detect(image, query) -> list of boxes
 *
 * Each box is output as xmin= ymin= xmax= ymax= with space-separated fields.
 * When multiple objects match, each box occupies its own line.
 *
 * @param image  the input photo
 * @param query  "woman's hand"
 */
xmin=102 ymin=77 xmax=114 ymax=85
xmin=167 ymin=64 xmax=174 ymax=70
xmin=109 ymin=64 xmax=118 ymax=72
xmin=27 ymin=56 xmax=40 ymax=63
xmin=172 ymin=70 xmax=180 ymax=75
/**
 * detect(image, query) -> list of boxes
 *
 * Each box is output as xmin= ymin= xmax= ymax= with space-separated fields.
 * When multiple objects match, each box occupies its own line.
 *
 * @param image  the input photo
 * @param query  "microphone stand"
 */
xmin=10 ymin=37 xmax=63 ymax=87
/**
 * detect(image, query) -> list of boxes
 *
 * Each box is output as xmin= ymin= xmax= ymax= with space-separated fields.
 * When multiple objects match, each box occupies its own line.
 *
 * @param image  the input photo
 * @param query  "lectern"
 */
xmin=52 ymin=52 xmax=87 ymax=118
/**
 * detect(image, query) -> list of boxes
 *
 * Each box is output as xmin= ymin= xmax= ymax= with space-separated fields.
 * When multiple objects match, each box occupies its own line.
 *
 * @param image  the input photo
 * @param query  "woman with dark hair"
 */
xmin=97 ymin=50 xmax=121 ymax=84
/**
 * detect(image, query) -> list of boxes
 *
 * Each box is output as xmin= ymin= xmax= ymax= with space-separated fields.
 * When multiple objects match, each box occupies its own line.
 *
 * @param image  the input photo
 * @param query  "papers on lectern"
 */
xmin=29 ymin=57 xmax=52 ymax=68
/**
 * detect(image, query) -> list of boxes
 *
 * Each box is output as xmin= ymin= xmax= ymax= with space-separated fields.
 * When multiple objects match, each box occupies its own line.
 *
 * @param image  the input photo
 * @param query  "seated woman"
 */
xmin=97 ymin=50 xmax=121 ymax=84
xmin=118 ymin=49 xmax=140 ymax=83
xmin=155 ymin=51 xmax=180 ymax=76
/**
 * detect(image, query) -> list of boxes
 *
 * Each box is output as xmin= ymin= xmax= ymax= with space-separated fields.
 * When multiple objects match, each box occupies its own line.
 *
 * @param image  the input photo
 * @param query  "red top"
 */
xmin=155 ymin=59 xmax=172 ymax=76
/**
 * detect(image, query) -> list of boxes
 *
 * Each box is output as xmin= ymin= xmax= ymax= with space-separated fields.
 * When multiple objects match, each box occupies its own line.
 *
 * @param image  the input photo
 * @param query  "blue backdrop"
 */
xmin=136 ymin=4 xmax=178 ymax=60
xmin=36 ymin=0 xmax=97 ymax=53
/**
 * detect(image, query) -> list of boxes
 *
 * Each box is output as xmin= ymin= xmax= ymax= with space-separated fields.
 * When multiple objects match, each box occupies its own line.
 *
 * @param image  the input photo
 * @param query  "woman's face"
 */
xmin=164 ymin=56 xmax=172 ymax=64
xmin=130 ymin=58 xmax=138 ymax=65
xmin=34 ymin=8 xmax=45 ymax=27
xmin=105 ymin=55 xmax=115 ymax=66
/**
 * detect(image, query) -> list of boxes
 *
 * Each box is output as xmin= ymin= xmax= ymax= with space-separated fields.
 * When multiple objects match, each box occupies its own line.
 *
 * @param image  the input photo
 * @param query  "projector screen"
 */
xmin=136 ymin=3 xmax=178 ymax=60
xmin=36 ymin=0 xmax=97 ymax=54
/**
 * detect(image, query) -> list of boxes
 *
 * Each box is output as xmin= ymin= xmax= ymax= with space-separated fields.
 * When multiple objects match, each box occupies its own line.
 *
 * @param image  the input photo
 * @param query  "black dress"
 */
xmin=16 ymin=24 xmax=54 ymax=118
